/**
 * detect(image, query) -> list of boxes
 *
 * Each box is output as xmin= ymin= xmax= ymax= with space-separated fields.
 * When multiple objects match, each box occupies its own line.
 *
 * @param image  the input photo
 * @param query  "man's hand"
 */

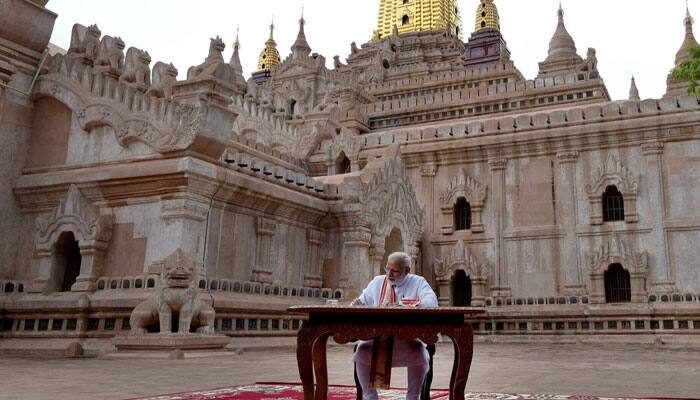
xmin=350 ymin=297 xmax=364 ymax=306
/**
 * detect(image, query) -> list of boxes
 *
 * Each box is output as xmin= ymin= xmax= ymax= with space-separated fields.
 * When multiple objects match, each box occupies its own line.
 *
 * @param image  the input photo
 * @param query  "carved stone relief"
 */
xmin=586 ymin=235 xmax=649 ymax=304
xmin=585 ymin=155 xmax=639 ymax=224
xmin=433 ymin=239 xmax=489 ymax=306
xmin=439 ymin=169 xmax=487 ymax=234
xmin=31 ymin=185 xmax=114 ymax=293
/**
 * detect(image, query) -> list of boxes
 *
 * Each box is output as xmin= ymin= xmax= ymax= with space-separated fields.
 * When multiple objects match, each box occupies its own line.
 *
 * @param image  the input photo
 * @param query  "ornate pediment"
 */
xmin=439 ymin=169 xmax=487 ymax=207
xmin=434 ymin=240 xmax=489 ymax=280
xmin=35 ymin=185 xmax=114 ymax=251
xmin=332 ymin=128 xmax=363 ymax=160
xmin=586 ymin=155 xmax=638 ymax=196
xmin=359 ymin=147 xmax=423 ymax=245
xmin=587 ymin=235 xmax=648 ymax=274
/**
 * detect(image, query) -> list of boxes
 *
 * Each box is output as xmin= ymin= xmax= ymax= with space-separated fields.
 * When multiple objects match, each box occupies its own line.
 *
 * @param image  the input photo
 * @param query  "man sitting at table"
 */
xmin=349 ymin=252 xmax=438 ymax=400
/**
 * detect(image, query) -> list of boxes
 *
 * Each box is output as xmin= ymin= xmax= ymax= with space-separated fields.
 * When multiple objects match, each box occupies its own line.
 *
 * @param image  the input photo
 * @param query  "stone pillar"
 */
xmin=436 ymin=272 xmax=452 ymax=306
xmin=642 ymin=141 xmax=675 ymax=293
xmin=71 ymin=241 xmax=109 ymax=292
xmin=161 ymin=198 xmax=210 ymax=278
xmin=369 ymin=236 xmax=386 ymax=278
xmin=407 ymin=243 xmax=421 ymax=273
xmin=340 ymin=228 xmax=372 ymax=296
xmin=556 ymin=151 xmax=585 ymax=295
xmin=303 ymin=228 xmax=324 ymax=288
xmin=350 ymin=155 xmax=361 ymax=173
xmin=420 ymin=164 xmax=437 ymax=279
xmin=252 ymin=217 xmax=276 ymax=284
xmin=488 ymin=158 xmax=511 ymax=298
xmin=28 ymin=251 xmax=54 ymax=293
xmin=589 ymin=273 xmax=605 ymax=304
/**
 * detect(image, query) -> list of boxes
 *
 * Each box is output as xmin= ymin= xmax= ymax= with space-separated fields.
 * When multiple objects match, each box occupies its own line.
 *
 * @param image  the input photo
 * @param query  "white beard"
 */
xmin=388 ymin=274 xmax=407 ymax=286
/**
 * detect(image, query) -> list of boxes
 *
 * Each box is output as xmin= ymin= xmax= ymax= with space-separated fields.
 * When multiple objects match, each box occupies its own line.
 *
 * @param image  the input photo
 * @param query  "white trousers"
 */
xmin=353 ymin=339 xmax=430 ymax=400
xmin=355 ymin=361 xmax=429 ymax=400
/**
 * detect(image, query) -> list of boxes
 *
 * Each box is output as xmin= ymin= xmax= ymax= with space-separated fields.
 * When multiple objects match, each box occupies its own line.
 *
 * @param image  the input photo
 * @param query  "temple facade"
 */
xmin=1 ymin=0 xmax=700 ymax=354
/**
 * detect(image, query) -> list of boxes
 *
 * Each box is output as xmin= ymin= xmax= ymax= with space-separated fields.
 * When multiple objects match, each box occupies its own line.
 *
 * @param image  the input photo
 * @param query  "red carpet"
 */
xmin=125 ymin=383 xmax=696 ymax=400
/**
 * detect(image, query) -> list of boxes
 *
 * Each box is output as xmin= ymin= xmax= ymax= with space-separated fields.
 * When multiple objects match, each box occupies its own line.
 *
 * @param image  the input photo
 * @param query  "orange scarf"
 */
xmin=378 ymin=276 xmax=396 ymax=305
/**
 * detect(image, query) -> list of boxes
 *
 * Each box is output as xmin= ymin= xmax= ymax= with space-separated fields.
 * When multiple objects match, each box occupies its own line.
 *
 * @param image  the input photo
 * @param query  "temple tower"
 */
xmin=372 ymin=0 xmax=463 ymax=40
xmin=464 ymin=0 xmax=511 ymax=66
xmin=666 ymin=3 xmax=699 ymax=97
xmin=252 ymin=20 xmax=281 ymax=84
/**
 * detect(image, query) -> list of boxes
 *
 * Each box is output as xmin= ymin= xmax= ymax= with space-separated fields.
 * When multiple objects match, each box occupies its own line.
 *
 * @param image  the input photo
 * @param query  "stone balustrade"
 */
xmin=48 ymin=55 xmax=185 ymax=128
xmin=93 ymin=275 xmax=344 ymax=301
xmin=361 ymin=71 xmax=602 ymax=116
xmin=353 ymin=95 xmax=700 ymax=149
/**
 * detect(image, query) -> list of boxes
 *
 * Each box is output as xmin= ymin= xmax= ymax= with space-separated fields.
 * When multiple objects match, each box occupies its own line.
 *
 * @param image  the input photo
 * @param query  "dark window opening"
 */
xmin=336 ymin=152 xmax=351 ymax=174
xmin=454 ymin=197 xmax=472 ymax=231
xmin=402 ymin=15 xmax=410 ymax=25
xmin=605 ymin=263 xmax=631 ymax=303
xmin=57 ymin=232 xmax=81 ymax=292
xmin=451 ymin=270 xmax=472 ymax=306
xmin=603 ymin=185 xmax=625 ymax=222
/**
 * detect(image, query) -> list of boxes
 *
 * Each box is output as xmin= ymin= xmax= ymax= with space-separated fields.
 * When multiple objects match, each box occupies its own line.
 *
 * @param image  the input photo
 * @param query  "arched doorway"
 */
xmin=381 ymin=228 xmax=404 ymax=271
xmin=335 ymin=152 xmax=351 ymax=174
xmin=55 ymin=232 xmax=81 ymax=292
xmin=604 ymin=263 xmax=631 ymax=303
xmin=451 ymin=269 xmax=472 ymax=306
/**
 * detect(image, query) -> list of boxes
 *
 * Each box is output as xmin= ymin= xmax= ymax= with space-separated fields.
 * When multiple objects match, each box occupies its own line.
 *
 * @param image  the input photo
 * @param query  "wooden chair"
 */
xmin=353 ymin=344 xmax=436 ymax=400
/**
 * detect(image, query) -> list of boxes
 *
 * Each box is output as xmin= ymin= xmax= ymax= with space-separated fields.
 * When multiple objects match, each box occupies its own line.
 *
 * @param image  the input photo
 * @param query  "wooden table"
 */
xmin=288 ymin=306 xmax=485 ymax=400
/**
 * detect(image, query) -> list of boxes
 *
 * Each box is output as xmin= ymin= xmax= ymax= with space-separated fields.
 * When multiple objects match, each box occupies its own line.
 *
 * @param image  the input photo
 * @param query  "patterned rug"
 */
xmin=124 ymin=383 xmax=693 ymax=400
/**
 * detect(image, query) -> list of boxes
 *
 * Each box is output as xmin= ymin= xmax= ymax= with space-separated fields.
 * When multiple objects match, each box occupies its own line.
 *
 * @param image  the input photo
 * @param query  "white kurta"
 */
xmin=352 ymin=274 xmax=438 ymax=367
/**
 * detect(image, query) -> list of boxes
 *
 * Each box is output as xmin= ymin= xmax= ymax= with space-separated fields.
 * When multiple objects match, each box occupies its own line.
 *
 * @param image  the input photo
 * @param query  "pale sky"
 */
xmin=48 ymin=0 xmax=693 ymax=101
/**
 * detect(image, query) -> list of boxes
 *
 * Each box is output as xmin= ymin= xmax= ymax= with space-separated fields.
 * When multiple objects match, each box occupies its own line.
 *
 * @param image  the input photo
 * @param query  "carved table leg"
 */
xmin=420 ymin=344 xmax=436 ymax=400
xmin=297 ymin=322 xmax=318 ymax=400
xmin=447 ymin=326 xmax=474 ymax=400
xmin=313 ymin=332 xmax=332 ymax=400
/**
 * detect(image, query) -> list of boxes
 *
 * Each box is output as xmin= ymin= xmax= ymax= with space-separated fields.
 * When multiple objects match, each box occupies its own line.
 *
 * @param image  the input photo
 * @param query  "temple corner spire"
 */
xmin=629 ymin=76 xmax=640 ymax=101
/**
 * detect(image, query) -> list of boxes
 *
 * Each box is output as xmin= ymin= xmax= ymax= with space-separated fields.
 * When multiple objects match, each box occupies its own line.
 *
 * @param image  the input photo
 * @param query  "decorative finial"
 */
xmin=301 ymin=4 xmax=305 ymax=24
xmin=558 ymin=1 xmax=564 ymax=19
xmin=685 ymin=0 xmax=695 ymax=27
xmin=234 ymin=25 xmax=240 ymax=50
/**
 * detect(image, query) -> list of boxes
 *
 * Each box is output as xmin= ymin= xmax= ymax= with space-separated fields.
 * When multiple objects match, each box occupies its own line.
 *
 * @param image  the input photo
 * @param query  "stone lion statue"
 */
xmin=129 ymin=249 xmax=215 ymax=335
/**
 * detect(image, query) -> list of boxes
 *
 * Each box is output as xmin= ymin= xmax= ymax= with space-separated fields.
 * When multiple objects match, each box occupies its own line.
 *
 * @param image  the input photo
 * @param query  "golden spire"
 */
xmin=475 ymin=0 xmax=499 ymax=32
xmin=256 ymin=18 xmax=281 ymax=72
xmin=372 ymin=0 xmax=463 ymax=40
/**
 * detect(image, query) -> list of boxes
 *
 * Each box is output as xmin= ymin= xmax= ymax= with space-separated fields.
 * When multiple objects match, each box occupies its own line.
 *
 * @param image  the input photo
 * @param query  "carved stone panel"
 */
xmin=585 ymin=155 xmax=639 ymax=225
xmin=31 ymin=185 xmax=114 ymax=293
xmin=433 ymin=240 xmax=489 ymax=306
xmin=586 ymin=235 xmax=649 ymax=304
xmin=438 ymin=170 xmax=487 ymax=234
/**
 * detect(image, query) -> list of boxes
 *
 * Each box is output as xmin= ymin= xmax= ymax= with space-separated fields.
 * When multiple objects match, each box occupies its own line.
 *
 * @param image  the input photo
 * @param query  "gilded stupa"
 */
xmin=372 ymin=0 xmax=463 ymax=39
xmin=464 ymin=0 xmax=511 ymax=66
xmin=256 ymin=21 xmax=281 ymax=73
xmin=474 ymin=0 xmax=499 ymax=32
